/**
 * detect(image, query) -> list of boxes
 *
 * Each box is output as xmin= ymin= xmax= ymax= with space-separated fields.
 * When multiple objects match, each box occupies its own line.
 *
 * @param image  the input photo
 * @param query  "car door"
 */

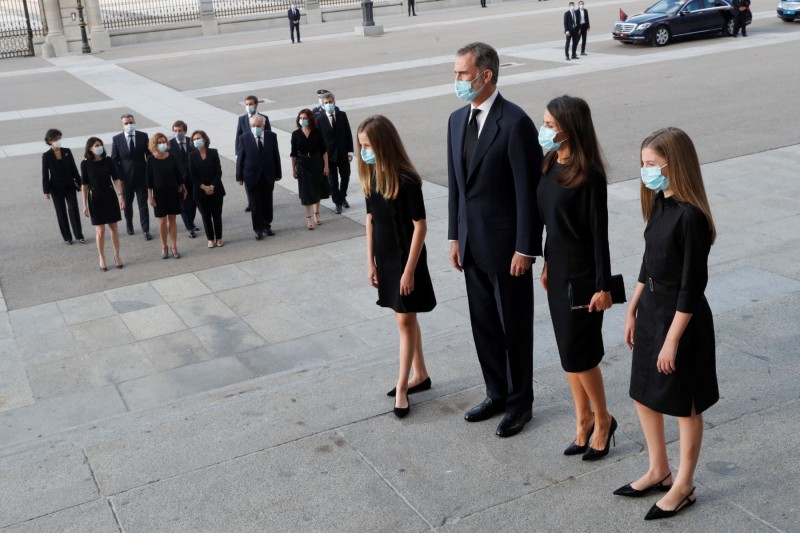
xmin=672 ymin=0 xmax=707 ymax=35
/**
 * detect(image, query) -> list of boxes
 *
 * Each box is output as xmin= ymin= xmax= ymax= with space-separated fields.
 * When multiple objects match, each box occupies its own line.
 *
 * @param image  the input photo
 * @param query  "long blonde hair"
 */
xmin=640 ymin=127 xmax=716 ymax=244
xmin=357 ymin=115 xmax=419 ymax=200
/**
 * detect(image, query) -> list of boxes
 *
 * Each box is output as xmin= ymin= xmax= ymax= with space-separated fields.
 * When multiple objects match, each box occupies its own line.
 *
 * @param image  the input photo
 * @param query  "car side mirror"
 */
xmin=680 ymin=8 xmax=690 ymax=14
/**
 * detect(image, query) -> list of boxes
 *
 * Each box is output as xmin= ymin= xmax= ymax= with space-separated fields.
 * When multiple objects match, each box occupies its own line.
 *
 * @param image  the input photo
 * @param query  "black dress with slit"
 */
xmin=81 ymin=157 xmax=122 ymax=226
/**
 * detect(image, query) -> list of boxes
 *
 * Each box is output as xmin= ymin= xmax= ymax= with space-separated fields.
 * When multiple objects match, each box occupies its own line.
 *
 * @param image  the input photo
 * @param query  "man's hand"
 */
xmin=510 ymin=253 xmax=532 ymax=277
xmin=449 ymin=241 xmax=462 ymax=272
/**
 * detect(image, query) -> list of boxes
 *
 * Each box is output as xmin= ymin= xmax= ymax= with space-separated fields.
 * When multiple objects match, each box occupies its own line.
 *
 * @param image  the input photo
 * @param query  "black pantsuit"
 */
xmin=189 ymin=148 xmax=225 ymax=242
xmin=51 ymin=189 xmax=83 ymax=242
xmin=42 ymin=148 xmax=84 ymax=242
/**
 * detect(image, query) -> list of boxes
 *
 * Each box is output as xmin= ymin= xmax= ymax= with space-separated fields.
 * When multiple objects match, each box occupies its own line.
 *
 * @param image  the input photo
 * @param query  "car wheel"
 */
xmin=723 ymin=18 xmax=735 ymax=35
xmin=652 ymin=26 xmax=671 ymax=46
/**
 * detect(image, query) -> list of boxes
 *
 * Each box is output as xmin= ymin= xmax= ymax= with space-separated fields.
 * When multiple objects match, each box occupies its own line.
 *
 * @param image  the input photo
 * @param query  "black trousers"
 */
xmin=463 ymin=246 xmax=534 ymax=414
xmin=408 ymin=0 xmax=416 ymax=15
xmin=290 ymin=23 xmax=300 ymax=42
xmin=734 ymin=12 xmax=748 ymax=35
xmin=579 ymin=25 xmax=588 ymax=53
xmin=197 ymin=193 xmax=223 ymax=241
xmin=123 ymin=177 xmax=150 ymax=233
xmin=565 ymin=31 xmax=579 ymax=57
xmin=50 ymin=189 xmax=83 ymax=241
xmin=327 ymin=157 xmax=351 ymax=206
xmin=180 ymin=194 xmax=198 ymax=231
xmin=246 ymin=179 xmax=274 ymax=233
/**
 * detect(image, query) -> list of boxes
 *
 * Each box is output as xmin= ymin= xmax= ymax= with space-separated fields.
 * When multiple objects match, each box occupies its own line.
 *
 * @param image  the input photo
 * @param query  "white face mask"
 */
xmin=51 ymin=140 xmax=61 ymax=149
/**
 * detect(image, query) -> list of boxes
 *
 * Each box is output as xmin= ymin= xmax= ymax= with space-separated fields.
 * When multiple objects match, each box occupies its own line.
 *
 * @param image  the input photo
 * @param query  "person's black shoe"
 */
xmin=265 ymin=228 xmax=275 ymax=236
xmin=564 ymin=424 xmax=594 ymax=455
xmin=65 ymin=240 xmax=73 ymax=245
xmin=78 ymin=237 xmax=86 ymax=244
xmin=464 ymin=398 xmax=506 ymax=422
xmin=581 ymin=52 xmax=587 ymax=55
xmin=496 ymin=410 xmax=532 ymax=438
xmin=255 ymin=232 xmax=263 ymax=241
xmin=393 ymin=392 xmax=410 ymax=418
xmin=188 ymin=230 xmax=196 ymax=238
xmin=582 ymin=416 xmax=617 ymax=461
xmin=245 ymin=206 xmax=251 ymax=212
xmin=335 ymin=204 xmax=342 ymax=214
xmin=742 ymin=32 xmax=747 ymax=37
xmin=387 ymin=377 xmax=431 ymax=397
xmin=342 ymin=199 xmax=350 ymax=208
xmin=614 ymin=473 xmax=672 ymax=497
xmin=566 ymin=56 xmax=571 ymax=61
xmin=144 ymin=232 xmax=152 ymax=241
xmin=644 ymin=488 xmax=696 ymax=520
xmin=572 ymin=55 xmax=580 ymax=59
xmin=127 ymin=226 xmax=134 ymax=236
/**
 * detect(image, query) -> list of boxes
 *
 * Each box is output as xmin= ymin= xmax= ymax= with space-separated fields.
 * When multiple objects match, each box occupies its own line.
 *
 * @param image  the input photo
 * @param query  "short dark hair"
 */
xmin=457 ymin=42 xmax=500 ymax=85
xmin=172 ymin=120 xmax=188 ymax=132
xmin=84 ymin=137 xmax=104 ymax=160
xmin=190 ymin=130 xmax=210 ymax=148
xmin=120 ymin=113 xmax=135 ymax=122
xmin=44 ymin=128 xmax=62 ymax=145
xmin=245 ymin=95 xmax=258 ymax=105
xmin=296 ymin=108 xmax=317 ymax=130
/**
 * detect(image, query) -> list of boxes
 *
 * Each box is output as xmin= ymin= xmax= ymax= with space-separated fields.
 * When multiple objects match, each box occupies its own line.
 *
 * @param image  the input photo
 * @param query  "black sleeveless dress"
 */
xmin=81 ymin=157 xmax=122 ymax=226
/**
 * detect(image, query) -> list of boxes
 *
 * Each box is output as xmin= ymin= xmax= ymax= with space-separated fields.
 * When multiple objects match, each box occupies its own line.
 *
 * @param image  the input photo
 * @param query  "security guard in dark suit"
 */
xmin=733 ymin=0 xmax=750 ymax=37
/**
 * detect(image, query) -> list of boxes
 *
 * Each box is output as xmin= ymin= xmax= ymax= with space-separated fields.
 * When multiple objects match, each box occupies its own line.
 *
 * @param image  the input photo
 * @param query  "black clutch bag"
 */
xmin=568 ymin=274 xmax=626 ymax=310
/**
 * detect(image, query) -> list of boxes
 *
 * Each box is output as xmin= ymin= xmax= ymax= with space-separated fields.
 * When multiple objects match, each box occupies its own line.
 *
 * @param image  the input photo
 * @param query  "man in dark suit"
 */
xmin=235 ymin=95 xmax=271 ymax=213
xmin=111 ymin=113 xmax=151 ymax=240
xmin=577 ymin=1 xmax=590 ymax=55
xmin=316 ymin=91 xmax=354 ymax=214
xmin=733 ymin=0 xmax=750 ymax=37
xmin=170 ymin=120 xmax=198 ymax=238
xmin=236 ymin=114 xmax=281 ymax=240
xmin=288 ymin=3 xmax=301 ymax=43
xmin=311 ymin=88 xmax=328 ymax=116
xmin=564 ymin=2 xmax=580 ymax=60
xmin=448 ymin=42 xmax=543 ymax=438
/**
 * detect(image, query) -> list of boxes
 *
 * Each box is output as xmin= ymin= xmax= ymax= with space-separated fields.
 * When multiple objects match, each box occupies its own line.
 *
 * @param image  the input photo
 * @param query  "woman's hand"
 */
xmin=44 ymin=193 xmax=50 ymax=200
xmin=624 ymin=312 xmax=636 ymax=350
xmin=367 ymin=264 xmax=379 ymax=288
xmin=181 ymin=186 xmax=188 ymax=200
xmin=588 ymin=291 xmax=612 ymax=312
xmin=400 ymin=270 xmax=415 ymax=296
xmin=656 ymin=338 xmax=679 ymax=374
xmin=323 ymin=166 xmax=329 ymax=176
xmin=83 ymin=206 xmax=89 ymax=217
xmin=540 ymin=262 xmax=548 ymax=291
xmin=149 ymin=196 xmax=156 ymax=207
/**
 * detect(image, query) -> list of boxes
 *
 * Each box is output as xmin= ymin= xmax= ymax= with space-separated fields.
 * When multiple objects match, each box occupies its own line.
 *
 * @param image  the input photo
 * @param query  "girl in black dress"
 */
xmin=616 ymin=127 xmax=717 ymax=521
xmin=357 ymin=115 xmax=435 ymax=418
xmin=188 ymin=130 xmax=225 ymax=248
xmin=290 ymin=109 xmax=328 ymax=230
xmin=42 ymin=129 xmax=85 ymax=245
xmin=147 ymin=133 xmax=187 ymax=259
xmin=80 ymin=137 xmax=125 ymax=271
xmin=537 ymin=96 xmax=616 ymax=461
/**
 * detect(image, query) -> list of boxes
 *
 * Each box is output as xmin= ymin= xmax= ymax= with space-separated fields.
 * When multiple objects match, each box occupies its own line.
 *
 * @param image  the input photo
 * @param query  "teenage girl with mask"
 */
xmin=290 ymin=109 xmax=328 ymax=230
xmin=617 ymin=127 xmax=717 ymax=521
xmin=147 ymin=133 xmax=187 ymax=259
xmin=357 ymin=115 xmax=436 ymax=418
xmin=80 ymin=137 xmax=124 ymax=271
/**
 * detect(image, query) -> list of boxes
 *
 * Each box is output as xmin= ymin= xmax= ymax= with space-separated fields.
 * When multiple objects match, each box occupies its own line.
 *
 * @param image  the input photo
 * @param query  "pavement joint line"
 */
xmin=83 ymin=448 xmax=105 ymax=497
xmin=106 ymin=497 xmax=125 ymax=533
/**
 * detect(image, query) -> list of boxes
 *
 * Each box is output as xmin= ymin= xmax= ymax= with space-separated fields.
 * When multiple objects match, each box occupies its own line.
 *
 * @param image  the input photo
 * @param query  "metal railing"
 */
xmin=0 ymin=0 xmax=47 ymax=59
xmin=213 ymin=0 xmax=304 ymax=19
xmin=99 ymin=0 xmax=200 ymax=30
xmin=320 ymin=0 xmax=391 ymax=6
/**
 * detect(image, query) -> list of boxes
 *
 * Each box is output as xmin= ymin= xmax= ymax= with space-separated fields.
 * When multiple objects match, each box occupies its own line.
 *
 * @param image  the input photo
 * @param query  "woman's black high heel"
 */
xmin=393 ymin=392 xmax=410 ymax=418
xmin=644 ymin=487 xmax=696 ymax=520
xmin=614 ymin=472 xmax=672 ymax=497
xmin=564 ymin=423 xmax=595 ymax=455
xmin=582 ymin=416 xmax=617 ymax=461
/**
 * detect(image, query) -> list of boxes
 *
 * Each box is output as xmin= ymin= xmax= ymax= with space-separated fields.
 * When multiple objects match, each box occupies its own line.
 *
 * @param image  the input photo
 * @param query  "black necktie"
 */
xmin=463 ymin=109 xmax=481 ymax=172
xmin=330 ymin=114 xmax=336 ymax=129
xmin=572 ymin=11 xmax=576 ymax=25
xmin=257 ymin=136 xmax=263 ymax=152
xmin=128 ymin=135 xmax=135 ymax=153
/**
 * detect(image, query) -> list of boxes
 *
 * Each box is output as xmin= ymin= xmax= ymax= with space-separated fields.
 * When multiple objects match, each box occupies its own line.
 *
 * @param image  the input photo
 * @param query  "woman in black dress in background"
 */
xmin=357 ymin=115 xmax=435 ymax=418
xmin=42 ymin=128 xmax=84 ymax=245
xmin=290 ymin=109 xmax=328 ymax=230
xmin=81 ymin=137 xmax=124 ymax=271
xmin=537 ymin=95 xmax=616 ymax=461
xmin=188 ymin=130 xmax=225 ymax=248
xmin=147 ymin=133 xmax=187 ymax=259
xmin=617 ymin=127 xmax=717 ymax=521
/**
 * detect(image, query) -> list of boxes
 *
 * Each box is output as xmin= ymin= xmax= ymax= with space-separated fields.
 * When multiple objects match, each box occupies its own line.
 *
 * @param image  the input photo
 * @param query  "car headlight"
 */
xmin=637 ymin=22 xmax=652 ymax=30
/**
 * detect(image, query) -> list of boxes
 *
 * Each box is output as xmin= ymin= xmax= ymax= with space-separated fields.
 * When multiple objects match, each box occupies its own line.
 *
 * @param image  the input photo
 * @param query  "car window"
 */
xmin=684 ymin=0 xmax=704 ymax=10
xmin=646 ymin=0 xmax=685 ymax=14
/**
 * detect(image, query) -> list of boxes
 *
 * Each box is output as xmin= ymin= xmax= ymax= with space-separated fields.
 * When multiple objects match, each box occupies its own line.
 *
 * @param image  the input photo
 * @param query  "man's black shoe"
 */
xmin=127 ymin=226 xmax=134 ymax=236
xmin=265 ymin=228 xmax=275 ymax=236
xmin=335 ymin=204 xmax=342 ymax=214
xmin=496 ymin=410 xmax=532 ymax=438
xmin=342 ymin=199 xmax=350 ymax=209
xmin=144 ymin=232 xmax=152 ymax=241
xmin=245 ymin=206 xmax=251 ymax=212
xmin=255 ymin=232 xmax=263 ymax=240
xmin=464 ymin=398 xmax=506 ymax=422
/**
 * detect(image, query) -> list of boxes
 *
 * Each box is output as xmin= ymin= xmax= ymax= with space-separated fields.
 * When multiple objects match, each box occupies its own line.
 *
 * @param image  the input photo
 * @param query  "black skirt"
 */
xmin=375 ymin=246 xmax=436 ymax=314
xmin=88 ymin=183 xmax=121 ymax=226
xmin=153 ymin=187 xmax=182 ymax=218
xmin=629 ymin=283 xmax=718 ymax=417
xmin=297 ymin=155 xmax=326 ymax=206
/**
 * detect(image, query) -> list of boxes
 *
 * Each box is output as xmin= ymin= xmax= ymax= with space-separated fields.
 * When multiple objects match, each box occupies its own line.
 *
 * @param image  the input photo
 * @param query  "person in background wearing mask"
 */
xmin=41 ymin=128 xmax=85 ymax=245
xmin=564 ymin=2 xmax=580 ymax=61
xmin=291 ymin=109 xmax=329 ymax=230
xmin=235 ymin=95 xmax=271 ymax=212
xmin=617 ymin=127 xmax=717 ymax=521
xmin=170 ymin=120 xmax=199 ymax=238
xmin=447 ymin=42 xmax=543 ymax=438
xmin=316 ymin=92 xmax=354 ymax=215
xmin=311 ymin=88 xmax=329 ymax=116
xmin=288 ymin=2 xmax=302 ymax=44
xmin=146 ymin=133 xmax=187 ymax=259
xmin=111 ymin=114 xmax=151 ymax=240
xmin=80 ymin=137 xmax=124 ymax=271
xmin=188 ymin=130 xmax=225 ymax=248
xmin=236 ymin=114 xmax=282 ymax=240
xmin=577 ymin=1 xmax=590 ymax=55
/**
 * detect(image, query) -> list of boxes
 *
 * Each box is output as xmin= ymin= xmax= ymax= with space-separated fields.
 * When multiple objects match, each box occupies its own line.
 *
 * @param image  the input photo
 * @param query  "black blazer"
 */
xmin=316 ymin=108 xmax=354 ymax=162
xmin=42 ymin=148 xmax=81 ymax=194
xmin=169 ymin=137 xmax=195 ymax=193
xmin=447 ymin=93 xmax=543 ymax=273
xmin=236 ymin=131 xmax=282 ymax=186
xmin=288 ymin=7 xmax=301 ymax=23
xmin=578 ymin=7 xmax=590 ymax=28
xmin=111 ymin=130 xmax=150 ymax=185
xmin=235 ymin=113 xmax=271 ymax=155
xmin=564 ymin=10 xmax=580 ymax=33
xmin=188 ymin=148 xmax=225 ymax=199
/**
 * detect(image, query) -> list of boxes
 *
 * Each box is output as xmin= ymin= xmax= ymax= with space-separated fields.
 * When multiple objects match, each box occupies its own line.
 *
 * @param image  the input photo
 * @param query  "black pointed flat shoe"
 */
xmin=387 ymin=377 xmax=431 ymax=397
xmin=614 ymin=473 xmax=672 ymax=497
xmin=644 ymin=487 xmax=696 ymax=520
xmin=564 ymin=424 xmax=595 ymax=455
xmin=393 ymin=392 xmax=410 ymax=418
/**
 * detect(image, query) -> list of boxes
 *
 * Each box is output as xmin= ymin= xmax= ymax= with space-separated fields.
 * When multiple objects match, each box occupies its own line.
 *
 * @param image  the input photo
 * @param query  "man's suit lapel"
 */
xmin=467 ymin=95 xmax=503 ymax=181
xmin=454 ymin=105 xmax=469 ymax=186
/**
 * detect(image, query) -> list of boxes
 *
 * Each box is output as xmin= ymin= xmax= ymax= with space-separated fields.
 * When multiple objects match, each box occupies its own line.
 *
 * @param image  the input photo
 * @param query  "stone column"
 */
xmin=83 ymin=0 xmax=111 ymax=51
xmin=305 ymin=0 xmax=322 ymax=24
xmin=199 ymin=0 xmax=219 ymax=35
xmin=41 ymin=0 xmax=68 ymax=57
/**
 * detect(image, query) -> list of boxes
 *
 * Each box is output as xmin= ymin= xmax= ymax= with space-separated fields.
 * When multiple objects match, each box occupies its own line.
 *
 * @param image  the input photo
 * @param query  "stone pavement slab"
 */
xmin=85 ymin=343 xmax=158 ymax=384
xmin=191 ymin=316 xmax=266 ymax=356
xmin=1 ymin=499 xmax=117 ymax=533
xmin=26 ymin=355 xmax=108 ymax=400
xmin=119 ymin=303 xmax=186 ymax=341
xmin=136 ymin=329 xmax=215 ymax=372
xmin=103 ymin=282 xmax=165 ymax=314
xmin=68 ymin=315 xmax=135 ymax=353
xmin=169 ymin=293 xmax=238 ymax=328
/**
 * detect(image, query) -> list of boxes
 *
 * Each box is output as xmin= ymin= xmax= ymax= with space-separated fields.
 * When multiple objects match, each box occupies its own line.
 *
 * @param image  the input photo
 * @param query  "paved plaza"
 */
xmin=1 ymin=1 xmax=799 ymax=531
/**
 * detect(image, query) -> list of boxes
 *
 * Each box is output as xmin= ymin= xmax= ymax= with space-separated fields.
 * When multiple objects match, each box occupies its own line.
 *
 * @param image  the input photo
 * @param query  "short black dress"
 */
xmin=537 ymin=163 xmax=612 ymax=372
xmin=366 ymin=171 xmax=436 ymax=314
xmin=81 ymin=157 xmax=122 ymax=226
xmin=146 ymin=155 xmax=184 ymax=218
xmin=630 ymin=192 xmax=717 ymax=417
xmin=290 ymin=128 xmax=327 ymax=206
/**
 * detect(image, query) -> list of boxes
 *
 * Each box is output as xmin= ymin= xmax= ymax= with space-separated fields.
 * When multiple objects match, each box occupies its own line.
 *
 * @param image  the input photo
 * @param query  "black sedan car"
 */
xmin=613 ymin=0 xmax=751 ymax=46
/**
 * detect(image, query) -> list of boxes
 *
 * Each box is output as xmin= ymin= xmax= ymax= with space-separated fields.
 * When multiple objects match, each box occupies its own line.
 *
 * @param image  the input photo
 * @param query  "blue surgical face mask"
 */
xmin=251 ymin=126 xmax=263 ymax=136
xmin=454 ymin=71 xmax=487 ymax=102
xmin=361 ymin=147 xmax=376 ymax=165
xmin=324 ymin=103 xmax=335 ymax=114
xmin=174 ymin=131 xmax=186 ymax=142
xmin=245 ymin=104 xmax=255 ymax=114
xmin=92 ymin=146 xmax=104 ymax=156
xmin=538 ymin=126 xmax=563 ymax=152
xmin=299 ymin=119 xmax=309 ymax=127
xmin=193 ymin=139 xmax=204 ymax=148
xmin=124 ymin=123 xmax=135 ymax=135
xmin=641 ymin=164 xmax=669 ymax=190
xmin=157 ymin=143 xmax=168 ymax=153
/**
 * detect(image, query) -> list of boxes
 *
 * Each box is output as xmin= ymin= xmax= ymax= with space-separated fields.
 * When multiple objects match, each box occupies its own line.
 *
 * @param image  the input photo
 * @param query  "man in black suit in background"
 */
xmin=235 ymin=95 xmax=271 ymax=212
xmin=111 ymin=113 xmax=151 ymax=240
xmin=288 ymin=3 xmax=301 ymax=43
xmin=169 ymin=120 xmax=198 ymax=238
xmin=316 ymin=91 xmax=354 ymax=215
xmin=564 ymin=2 xmax=580 ymax=60
xmin=577 ymin=1 xmax=590 ymax=55
xmin=447 ymin=42 xmax=543 ymax=438
xmin=236 ymin=115 xmax=281 ymax=240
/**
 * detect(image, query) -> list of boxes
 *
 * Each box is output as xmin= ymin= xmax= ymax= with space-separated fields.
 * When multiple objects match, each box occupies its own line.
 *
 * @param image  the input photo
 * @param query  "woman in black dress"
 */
xmin=357 ymin=115 xmax=435 ymax=419
xmin=290 ymin=109 xmax=328 ymax=230
xmin=616 ymin=127 xmax=717 ymax=521
xmin=188 ymin=130 xmax=225 ymax=248
xmin=41 ymin=129 xmax=85 ymax=245
xmin=80 ymin=137 xmax=124 ymax=271
xmin=147 ymin=133 xmax=187 ymax=259
xmin=537 ymin=96 xmax=616 ymax=461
